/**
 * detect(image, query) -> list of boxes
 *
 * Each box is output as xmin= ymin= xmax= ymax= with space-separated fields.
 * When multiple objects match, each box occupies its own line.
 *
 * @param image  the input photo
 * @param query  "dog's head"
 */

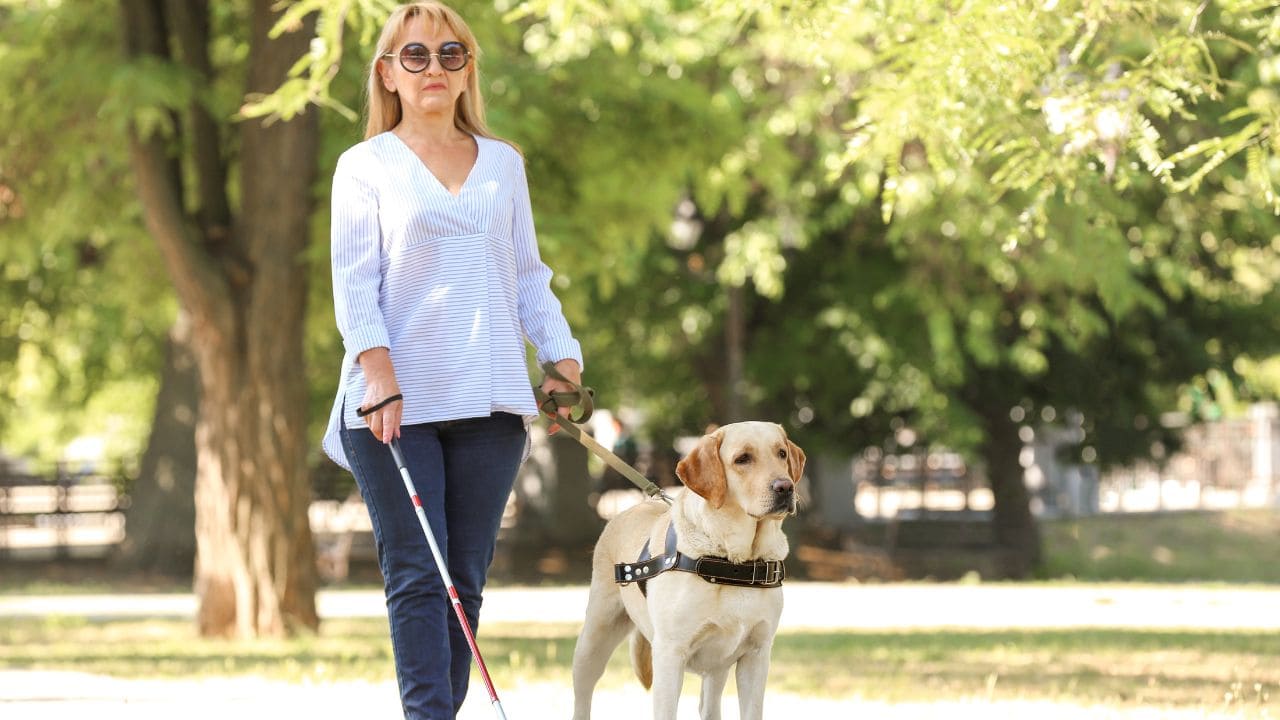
xmin=675 ymin=422 xmax=806 ymax=518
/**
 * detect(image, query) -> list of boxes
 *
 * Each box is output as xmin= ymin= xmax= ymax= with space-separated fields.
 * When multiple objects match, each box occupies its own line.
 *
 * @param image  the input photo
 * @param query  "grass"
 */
xmin=1040 ymin=509 xmax=1280 ymax=583
xmin=3 ymin=510 xmax=1279 ymax=715
xmin=0 ymin=562 xmax=190 ymax=595
xmin=1 ymin=616 xmax=1276 ymax=712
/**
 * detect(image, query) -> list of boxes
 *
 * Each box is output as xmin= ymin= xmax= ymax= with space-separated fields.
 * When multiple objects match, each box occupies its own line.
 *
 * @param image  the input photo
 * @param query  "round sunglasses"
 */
xmin=382 ymin=41 xmax=470 ymax=73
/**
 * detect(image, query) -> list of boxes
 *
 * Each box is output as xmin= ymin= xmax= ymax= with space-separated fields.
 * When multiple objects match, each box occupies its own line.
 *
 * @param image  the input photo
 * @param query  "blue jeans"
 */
xmin=341 ymin=412 xmax=526 ymax=719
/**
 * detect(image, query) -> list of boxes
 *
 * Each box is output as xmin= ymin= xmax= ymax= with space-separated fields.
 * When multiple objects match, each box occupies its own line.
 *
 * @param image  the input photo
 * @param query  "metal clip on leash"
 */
xmin=533 ymin=361 xmax=673 ymax=506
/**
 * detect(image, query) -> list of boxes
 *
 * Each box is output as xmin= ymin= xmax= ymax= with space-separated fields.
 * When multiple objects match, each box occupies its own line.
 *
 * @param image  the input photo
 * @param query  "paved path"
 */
xmin=3 ymin=582 xmax=1279 ymax=719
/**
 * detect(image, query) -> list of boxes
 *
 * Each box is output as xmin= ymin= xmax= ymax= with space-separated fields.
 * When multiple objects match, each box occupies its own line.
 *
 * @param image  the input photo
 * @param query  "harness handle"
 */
xmin=536 ymin=361 xmax=595 ymax=424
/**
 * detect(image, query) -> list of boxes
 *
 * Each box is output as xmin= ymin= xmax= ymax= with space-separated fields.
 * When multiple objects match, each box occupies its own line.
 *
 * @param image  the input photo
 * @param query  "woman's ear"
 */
xmin=378 ymin=59 xmax=397 ymax=93
xmin=676 ymin=429 xmax=727 ymax=509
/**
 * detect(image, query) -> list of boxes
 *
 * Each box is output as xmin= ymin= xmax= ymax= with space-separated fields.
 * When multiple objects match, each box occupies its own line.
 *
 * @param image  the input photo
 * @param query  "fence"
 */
xmin=843 ymin=403 xmax=1280 ymax=521
xmin=1094 ymin=404 xmax=1279 ymax=514
xmin=0 ymin=463 xmax=129 ymax=561
xmin=4 ymin=404 xmax=1278 ymax=562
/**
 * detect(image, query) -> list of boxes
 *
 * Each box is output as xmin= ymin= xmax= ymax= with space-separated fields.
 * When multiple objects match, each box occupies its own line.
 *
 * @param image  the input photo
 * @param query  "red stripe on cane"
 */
xmin=412 ymin=495 xmax=422 ymax=507
xmin=448 ymin=587 xmax=460 ymax=600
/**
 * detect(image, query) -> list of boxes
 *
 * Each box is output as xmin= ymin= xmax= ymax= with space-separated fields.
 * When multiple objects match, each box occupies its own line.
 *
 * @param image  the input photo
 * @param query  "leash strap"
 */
xmin=356 ymin=393 xmax=403 ymax=418
xmin=533 ymin=362 xmax=673 ymax=505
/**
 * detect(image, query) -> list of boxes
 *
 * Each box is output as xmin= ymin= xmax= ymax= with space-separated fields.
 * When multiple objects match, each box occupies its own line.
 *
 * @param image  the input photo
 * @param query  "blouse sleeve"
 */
xmin=330 ymin=150 xmax=391 ymax=357
xmin=511 ymin=156 xmax=584 ymax=368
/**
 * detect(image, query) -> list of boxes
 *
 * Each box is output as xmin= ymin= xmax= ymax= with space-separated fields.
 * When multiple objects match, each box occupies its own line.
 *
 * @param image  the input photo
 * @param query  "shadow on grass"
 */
xmin=4 ymin=616 xmax=1275 ymax=709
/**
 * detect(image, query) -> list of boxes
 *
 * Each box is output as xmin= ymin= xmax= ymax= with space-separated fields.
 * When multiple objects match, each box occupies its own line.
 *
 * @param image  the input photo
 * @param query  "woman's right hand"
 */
xmin=357 ymin=347 xmax=402 ymax=444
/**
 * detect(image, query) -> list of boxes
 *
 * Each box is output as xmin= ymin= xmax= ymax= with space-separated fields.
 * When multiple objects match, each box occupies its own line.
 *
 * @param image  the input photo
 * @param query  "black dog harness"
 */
xmin=614 ymin=521 xmax=785 ymax=596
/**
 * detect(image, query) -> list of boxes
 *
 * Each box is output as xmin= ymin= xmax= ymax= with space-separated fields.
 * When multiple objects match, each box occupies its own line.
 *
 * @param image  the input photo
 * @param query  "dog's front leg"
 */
xmin=649 ymin=644 xmax=687 ymax=720
xmin=734 ymin=646 xmax=771 ymax=720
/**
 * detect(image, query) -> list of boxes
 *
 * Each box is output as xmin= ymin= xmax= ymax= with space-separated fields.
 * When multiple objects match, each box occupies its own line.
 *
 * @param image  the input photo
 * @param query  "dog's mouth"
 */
xmin=759 ymin=497 xmax=797 ymax=518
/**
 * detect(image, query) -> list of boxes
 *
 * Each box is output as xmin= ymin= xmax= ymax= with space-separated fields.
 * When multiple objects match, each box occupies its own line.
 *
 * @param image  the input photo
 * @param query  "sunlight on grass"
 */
xmin=1 ymin=616 xmax=1275 ymax=712
xmin=1041 ymin=509 xmax=1280 ymax=583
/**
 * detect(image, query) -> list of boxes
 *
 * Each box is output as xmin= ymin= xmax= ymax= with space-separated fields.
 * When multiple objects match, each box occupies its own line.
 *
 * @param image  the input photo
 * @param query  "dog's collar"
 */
xmin=614 ymin=521 xmax=785 ymax=596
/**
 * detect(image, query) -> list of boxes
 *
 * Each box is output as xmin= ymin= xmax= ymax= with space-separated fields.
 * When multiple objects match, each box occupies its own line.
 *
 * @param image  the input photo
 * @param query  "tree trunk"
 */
xmin=192 ymin=331 xmax=318 ymax=637
xmin=114 ymin=312 xmax=198 ymax=577
xmin=545 ymin=431 xmax=600 ymax=547
xmin=726 ymin=284 xmax=746 ymax=423
xmin=120 ymin=0 xmax=319 ymax=637
xmin=193 ymin=0 xmax=319 ymax=638
xmin=979 ymin=403 xmax=1042 ymax=578
xmin=807 ymin=452 xmax=859 ymax=532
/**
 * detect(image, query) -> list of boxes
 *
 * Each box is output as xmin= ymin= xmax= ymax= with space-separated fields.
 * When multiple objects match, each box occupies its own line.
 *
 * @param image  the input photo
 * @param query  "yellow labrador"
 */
xmin=571 ymin=421 xmax=806 ymax=720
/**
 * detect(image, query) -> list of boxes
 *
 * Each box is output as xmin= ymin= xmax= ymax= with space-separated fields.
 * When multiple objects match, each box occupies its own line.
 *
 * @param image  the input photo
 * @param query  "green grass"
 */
xmin=1 ymin=616 xmax=1276 ymax=711
xmin=1040 ymin=509 xmax=1280 ymax=583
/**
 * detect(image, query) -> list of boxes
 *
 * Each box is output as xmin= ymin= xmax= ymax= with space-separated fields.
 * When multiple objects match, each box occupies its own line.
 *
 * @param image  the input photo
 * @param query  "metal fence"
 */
xmin=843 ymin=403 xmax=1280 ymax=521
xmin=0 ymin=463 xmax=130 ymax=561
xmin=1093 ymin=404 xmax=1279 ymax=514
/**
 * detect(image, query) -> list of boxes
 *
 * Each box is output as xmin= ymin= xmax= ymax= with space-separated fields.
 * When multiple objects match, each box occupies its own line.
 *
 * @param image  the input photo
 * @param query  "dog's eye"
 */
xmin=778 ymin=449 xmax=787 ymax=460
xmin=734 ymin=453 xmax=752 ymax=465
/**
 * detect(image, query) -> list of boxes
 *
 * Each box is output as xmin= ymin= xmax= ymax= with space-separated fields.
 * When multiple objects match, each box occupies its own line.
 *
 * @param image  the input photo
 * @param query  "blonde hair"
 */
xmin=364 ymin=2 xmax=503 ymax=145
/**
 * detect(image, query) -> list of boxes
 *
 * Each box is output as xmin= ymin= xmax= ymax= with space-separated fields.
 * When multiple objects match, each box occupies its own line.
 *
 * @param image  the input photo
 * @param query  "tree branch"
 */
xmin=164 ymin=0 xmax=232 ymax=243
xmin=119 ymin=0 xmax=232 ymax=333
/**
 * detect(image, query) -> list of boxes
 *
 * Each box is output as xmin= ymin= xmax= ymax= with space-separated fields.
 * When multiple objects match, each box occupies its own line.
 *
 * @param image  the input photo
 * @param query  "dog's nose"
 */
xmin=771 ymin=479 xmax=794 ymax=494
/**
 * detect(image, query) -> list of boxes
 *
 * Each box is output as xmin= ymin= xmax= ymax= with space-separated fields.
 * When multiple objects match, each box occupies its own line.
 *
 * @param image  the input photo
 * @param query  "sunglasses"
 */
xmin=382 ymin=41 xmax=470 ymax=73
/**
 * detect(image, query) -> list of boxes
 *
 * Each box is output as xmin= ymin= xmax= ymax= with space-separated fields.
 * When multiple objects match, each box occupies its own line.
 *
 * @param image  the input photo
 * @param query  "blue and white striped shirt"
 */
xmin=322 ymin=132 xmax=583 ymax=470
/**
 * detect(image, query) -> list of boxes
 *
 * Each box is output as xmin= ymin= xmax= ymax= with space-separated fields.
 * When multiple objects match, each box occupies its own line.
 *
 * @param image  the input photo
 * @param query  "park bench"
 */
xmin=0 ymin=466 xmax=128 ymax=561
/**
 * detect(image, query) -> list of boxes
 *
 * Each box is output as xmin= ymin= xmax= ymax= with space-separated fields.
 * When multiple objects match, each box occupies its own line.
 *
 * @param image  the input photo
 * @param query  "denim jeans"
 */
xmin=341 ymin=412 xmax=526 ymax=719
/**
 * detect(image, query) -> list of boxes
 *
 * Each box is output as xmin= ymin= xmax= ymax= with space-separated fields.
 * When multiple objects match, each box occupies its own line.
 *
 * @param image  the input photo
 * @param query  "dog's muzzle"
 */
xmin=767 ymin=478 xmax=796 ymax=515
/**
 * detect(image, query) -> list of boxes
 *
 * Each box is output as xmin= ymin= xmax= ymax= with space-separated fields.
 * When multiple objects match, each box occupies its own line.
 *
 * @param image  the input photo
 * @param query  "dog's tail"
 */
xmin=629 ymin=629 xmax=653 ymax=689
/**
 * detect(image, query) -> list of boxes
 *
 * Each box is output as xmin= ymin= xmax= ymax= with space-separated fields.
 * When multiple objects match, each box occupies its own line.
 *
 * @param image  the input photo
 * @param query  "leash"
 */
xmin=533 ymin=361 xmax=673 ymax=506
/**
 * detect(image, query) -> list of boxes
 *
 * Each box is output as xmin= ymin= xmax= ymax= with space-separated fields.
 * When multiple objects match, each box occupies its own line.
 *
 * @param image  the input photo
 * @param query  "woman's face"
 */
xmin=379 ymin=16 xmax=471 ymax=122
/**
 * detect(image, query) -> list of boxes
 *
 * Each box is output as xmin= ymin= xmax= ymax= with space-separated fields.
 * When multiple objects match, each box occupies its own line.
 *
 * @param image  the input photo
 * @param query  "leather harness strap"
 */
xmin=614 ymin=521 xmax=785 ymax=595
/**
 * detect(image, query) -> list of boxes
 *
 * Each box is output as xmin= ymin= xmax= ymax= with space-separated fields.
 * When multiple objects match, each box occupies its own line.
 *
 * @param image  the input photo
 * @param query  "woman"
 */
xmin=321 ymin=3 xmax=584 ymax=717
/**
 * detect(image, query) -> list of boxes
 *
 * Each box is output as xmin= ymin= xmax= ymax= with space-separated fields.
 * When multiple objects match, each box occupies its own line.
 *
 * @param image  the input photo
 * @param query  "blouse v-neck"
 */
xmin=386 ymin=131 xmax=484 ymax=198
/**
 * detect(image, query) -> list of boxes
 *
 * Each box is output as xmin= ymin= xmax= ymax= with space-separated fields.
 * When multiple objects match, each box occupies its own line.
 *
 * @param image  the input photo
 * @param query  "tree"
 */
xmin=117 ymin=0 xmax=319 ymax=636
xmin=497 ymin=0 xmax=1280 ymax=575
xmin=114 ymin=313 xmax=198 ymax=577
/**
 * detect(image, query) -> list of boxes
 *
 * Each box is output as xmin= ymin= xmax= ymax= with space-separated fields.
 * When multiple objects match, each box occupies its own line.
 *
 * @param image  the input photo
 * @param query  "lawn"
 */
xmin=1 ymin=615 xmax=1276 ymax=714
xmin=1040 ymin=509 xmax=1280 ymax=583
xmin=3 ymin=509 xmax=1279 ymax=716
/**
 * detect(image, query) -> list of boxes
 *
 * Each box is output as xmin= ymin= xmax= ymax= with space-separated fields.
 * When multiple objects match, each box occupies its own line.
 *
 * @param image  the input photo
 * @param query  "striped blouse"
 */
xmin=321 ymin=132 xmax=583 ymax=470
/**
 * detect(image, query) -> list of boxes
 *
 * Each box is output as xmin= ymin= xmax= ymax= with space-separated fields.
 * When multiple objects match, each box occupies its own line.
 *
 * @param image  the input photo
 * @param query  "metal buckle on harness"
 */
xmin=760 ymin=560 xmax=783 ymax=585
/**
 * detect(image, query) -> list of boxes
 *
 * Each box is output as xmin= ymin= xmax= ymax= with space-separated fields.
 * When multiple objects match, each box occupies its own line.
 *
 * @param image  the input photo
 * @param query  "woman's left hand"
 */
xmin=539 ymin=358 xmax=582 ymax=435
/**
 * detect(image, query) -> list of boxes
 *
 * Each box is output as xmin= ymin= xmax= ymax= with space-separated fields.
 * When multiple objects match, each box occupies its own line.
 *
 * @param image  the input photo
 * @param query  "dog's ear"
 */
xmin=784 ymin=433 xmax=806 ymax=485
xmin=676 ymin=429 xmax=727 ymax=509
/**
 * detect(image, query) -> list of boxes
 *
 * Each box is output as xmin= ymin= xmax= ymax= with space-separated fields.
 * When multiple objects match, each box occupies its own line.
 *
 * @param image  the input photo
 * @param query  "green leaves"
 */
xmin=241 ymin=0 xmax=400 ymax=122
xmin=102 ymin=57 xmax=198 ymax=138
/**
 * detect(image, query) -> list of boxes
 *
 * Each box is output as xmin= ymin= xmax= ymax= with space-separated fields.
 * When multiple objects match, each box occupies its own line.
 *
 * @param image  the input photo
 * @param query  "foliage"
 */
xmin=512 ymin=0 xmax=1280 ymax=217
xmin=489 ymin=0 xmax=1280 ymax=467
xmin=4 ymin=0 xmax=1280 ymax=502
xmin=0 ymin=1 xmax=172 ymax=462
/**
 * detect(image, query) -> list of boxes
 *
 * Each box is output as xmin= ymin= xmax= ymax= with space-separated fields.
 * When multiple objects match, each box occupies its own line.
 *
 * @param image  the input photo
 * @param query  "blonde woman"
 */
xmin=321 ymin=3 xmax=583 ymax=717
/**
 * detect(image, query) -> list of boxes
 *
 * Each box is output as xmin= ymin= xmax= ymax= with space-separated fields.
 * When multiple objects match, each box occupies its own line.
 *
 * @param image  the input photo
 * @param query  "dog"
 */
xmin=571 ymin=421 xmax=806 ymax=720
